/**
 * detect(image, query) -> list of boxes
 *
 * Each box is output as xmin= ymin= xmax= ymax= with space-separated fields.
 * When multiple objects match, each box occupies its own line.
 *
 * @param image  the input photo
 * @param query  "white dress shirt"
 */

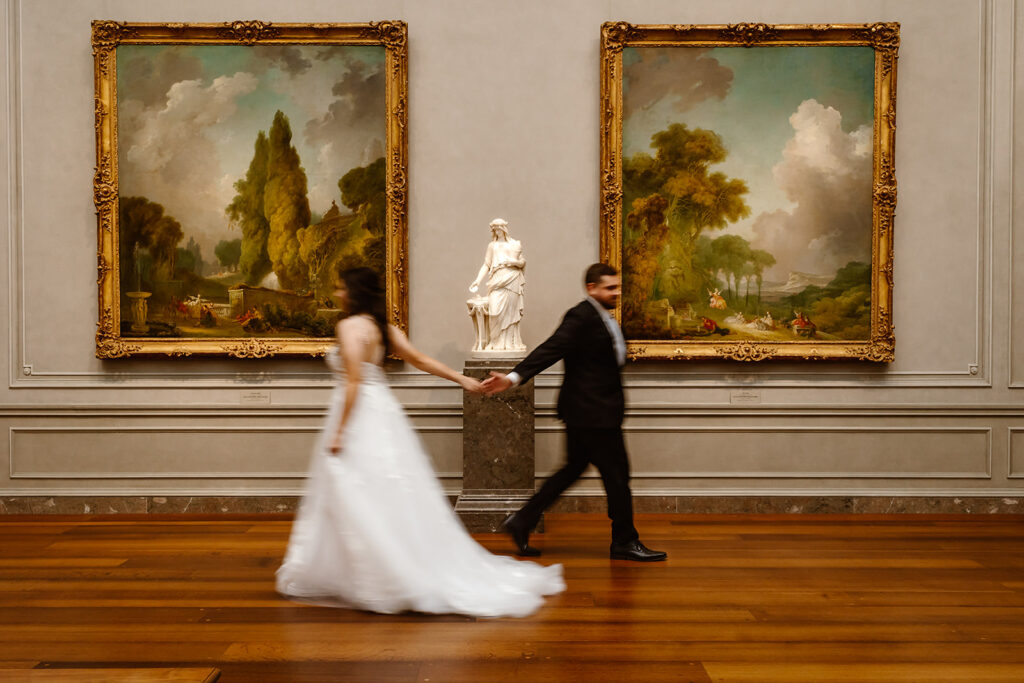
xmin=587 ymin=296 xmax=627 ymax=367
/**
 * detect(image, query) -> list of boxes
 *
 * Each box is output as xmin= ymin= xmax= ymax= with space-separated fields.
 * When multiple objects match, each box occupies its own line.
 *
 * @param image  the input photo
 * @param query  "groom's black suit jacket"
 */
xmin=511 ymin=300 xmax=624 ymax=429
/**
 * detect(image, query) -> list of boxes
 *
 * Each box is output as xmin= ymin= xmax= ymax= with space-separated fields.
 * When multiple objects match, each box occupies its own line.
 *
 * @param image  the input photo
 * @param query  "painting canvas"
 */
xmin=600 ymin=23 xmax=898 ymax=361
xmin=92 ymin=21 xmax=408 ymax=358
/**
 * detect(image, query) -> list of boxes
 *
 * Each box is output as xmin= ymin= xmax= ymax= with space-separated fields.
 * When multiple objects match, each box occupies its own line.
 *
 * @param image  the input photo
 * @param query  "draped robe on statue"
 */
xmin=484 ymin=239 xmax=525 ymax=351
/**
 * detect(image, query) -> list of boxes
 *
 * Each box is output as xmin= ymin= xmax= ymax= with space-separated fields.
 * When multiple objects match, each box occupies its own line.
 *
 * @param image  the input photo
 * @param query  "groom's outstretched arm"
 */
xmin=483 ymin=305 xmax=584 ymax=395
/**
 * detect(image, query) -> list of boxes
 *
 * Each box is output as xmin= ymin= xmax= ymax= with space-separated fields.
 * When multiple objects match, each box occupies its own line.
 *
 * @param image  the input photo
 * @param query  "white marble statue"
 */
xmin=468 ymin=218 xmax=526 ymax=356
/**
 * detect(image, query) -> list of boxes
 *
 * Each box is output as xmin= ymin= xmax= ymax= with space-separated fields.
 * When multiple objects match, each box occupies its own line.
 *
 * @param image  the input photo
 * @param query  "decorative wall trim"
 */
xmin=2 ymin=404 xmax=1024 ymax=417
xmin=5 ymin=488 xmax=1021 ymax=498
xmin=0 ymin=404 xmax=465 ymax=417
xmin=1009 ymin=426 xmax=1024 ymax=477
xmin=536 ymin=426 xmax=993 ymax=479
xmin=5 ymin=0 xmax=23 ymax=388
xmin=8 ymin=425 xmax=460 ymax=479
xmin=4 ymin=369 xmax=1001 ymax=391
xmin=1011 ymin=0 xmax=1024 ymax=388
xmin=7 ymin=425 xmax=995 ymax=481
xmin=976 ymin=0 xmax=995 ymax=386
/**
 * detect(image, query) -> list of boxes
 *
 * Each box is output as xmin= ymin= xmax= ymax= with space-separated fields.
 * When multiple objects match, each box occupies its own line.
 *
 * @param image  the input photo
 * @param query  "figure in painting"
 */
xmin=468 ymin=218 xmax=526 ymax=355
xmin=753 ymin=311 xmax=775 ymax=331
xmin=708 ymin=288 xmax=727 ymax=310
xmin=790 ymin=311 xmax=817 ymax=338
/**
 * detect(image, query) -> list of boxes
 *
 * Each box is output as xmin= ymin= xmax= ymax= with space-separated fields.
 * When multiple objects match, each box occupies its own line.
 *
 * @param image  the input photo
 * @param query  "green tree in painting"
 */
xmin=810 ymin=286 xmax=871 ymax=339
xmin=225 ymin=132 xmax=271 ymax=285
xmin=710 ymin=234 xmax=751 ymax=302
xmin=622 ymin=193 xmax=669 ymax=325
xmin=622 ymin=123 xmax=751 ymax=333
xmin=339 ymin=156 xmax=387 ymax=269
xmin=339 ymin=157 xmax=385 ymax=232
xmin=214 ymin=238 xmax=242 ymax=272
xmin=119 ymin=196 xmax=184 ymax=286
xmin=264 ymin=111 xmax=311 ymax=291
xmin=224 ymin=116 xmax=385 ymax=299
xmin=297 ymin=202 xmax=355 ymax=301
xmin=690 ymin=235 xmax=775 ymax=313
xmin=782 ymin=261 xmax=871 ymax=339
xmin=180 ymin=236 xmax=204 ymax=276
xmin=749 ymin=248 xmax=776 ymax=311
xmin=293 ymin=157 xmax=387 ymax=302
xmin=176 ymin=246 xmax=197 ymax=275
xmin=691 ymin=235 xmax=722 ymax=293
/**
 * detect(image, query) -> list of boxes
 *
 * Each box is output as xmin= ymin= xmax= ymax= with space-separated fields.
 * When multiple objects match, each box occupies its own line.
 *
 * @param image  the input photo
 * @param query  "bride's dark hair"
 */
xmin=339 ymin=266 xmax=389 ymax=357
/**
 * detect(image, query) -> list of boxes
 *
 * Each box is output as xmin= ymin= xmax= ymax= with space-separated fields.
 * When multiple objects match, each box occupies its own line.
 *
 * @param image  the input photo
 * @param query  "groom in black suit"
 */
xmin=482 ymin=263 xmax=666 ymax=562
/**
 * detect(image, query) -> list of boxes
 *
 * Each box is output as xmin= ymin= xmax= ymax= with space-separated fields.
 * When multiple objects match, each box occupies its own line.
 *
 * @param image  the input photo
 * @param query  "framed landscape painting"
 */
xmin=92 ymin=20 xmax=408 ymax=358
xmin=600 ymin=22 xmax=898 ymax=361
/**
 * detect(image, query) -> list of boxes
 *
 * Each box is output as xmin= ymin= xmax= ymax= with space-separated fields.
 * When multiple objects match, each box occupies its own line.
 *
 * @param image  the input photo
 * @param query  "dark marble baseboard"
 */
xmin=0 ymin=496 xmax=300 ymax=515
xmin=549 ymin=495 xmax=1024 ymax=514
xmin=2 ymin=494 xmax=1023 ymax=516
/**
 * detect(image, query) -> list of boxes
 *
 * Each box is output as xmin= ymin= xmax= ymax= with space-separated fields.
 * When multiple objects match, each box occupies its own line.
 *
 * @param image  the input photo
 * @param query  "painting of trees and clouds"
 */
xmin=115 ymin=43 xmax=387 ymax=340
xmin=620 ymin=44 xmax=876 ymax=344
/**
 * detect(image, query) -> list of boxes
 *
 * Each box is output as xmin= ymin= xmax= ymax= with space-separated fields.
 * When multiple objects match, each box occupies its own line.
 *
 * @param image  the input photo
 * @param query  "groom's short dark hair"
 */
xmin=585 ymin=263 xmax=618 ymax=285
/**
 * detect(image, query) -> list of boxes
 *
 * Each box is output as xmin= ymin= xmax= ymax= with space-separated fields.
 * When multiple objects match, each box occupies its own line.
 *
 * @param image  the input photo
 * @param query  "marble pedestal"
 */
xmin=455 ymin=359 xmax=541 ymax=532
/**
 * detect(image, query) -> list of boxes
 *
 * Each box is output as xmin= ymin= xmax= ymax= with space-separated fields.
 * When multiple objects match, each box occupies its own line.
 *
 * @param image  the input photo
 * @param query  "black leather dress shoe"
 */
xmin=609 ymin=540 xmax=667 ymax=562
xmin=501 ymin=514 xmax=541 ymax=557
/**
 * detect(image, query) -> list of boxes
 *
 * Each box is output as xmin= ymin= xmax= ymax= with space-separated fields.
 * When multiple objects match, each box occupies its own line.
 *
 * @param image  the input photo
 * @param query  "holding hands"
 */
xmin=481 ymin=372 xmax=513 ymax=396
xmin=459 ymin=375 xmax=485 ymax=394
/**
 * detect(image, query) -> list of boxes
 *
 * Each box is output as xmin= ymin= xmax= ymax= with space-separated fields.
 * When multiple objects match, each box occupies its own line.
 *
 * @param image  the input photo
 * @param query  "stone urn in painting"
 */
xmin=125 ymin=291 xmax=151 ymax=334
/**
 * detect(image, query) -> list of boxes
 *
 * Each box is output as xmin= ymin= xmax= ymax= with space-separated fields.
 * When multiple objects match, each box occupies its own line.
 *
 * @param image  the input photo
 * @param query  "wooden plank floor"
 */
xmin=1 ymin=513 xmax=1024 ymax=682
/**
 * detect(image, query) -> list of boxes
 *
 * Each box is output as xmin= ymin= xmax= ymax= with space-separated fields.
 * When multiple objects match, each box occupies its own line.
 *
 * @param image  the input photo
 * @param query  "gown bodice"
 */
xmin=325 ymin=346 xmax=386 ymax=384
xmin=326 ymin=316 xmax=386 ymax=383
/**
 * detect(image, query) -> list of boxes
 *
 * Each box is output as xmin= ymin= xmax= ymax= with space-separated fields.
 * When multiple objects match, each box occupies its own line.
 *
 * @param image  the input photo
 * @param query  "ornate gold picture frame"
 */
xmin=600 ymin=22 xmax=897 ymax=361
xmin=93 ymin=20 xmax=408 ymax=358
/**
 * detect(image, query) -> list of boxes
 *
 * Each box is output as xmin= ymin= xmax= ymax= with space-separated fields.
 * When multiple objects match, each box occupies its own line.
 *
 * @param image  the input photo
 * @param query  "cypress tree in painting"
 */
xmin=264 ymin=110 xmax=311 ymax=291
xmin=225 ymin=131 xmax=272 ymax=285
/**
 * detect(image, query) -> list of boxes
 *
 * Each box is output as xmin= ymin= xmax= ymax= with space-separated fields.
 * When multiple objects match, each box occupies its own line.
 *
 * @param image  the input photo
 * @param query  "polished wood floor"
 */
xmin=1 ymin=513 xmax=1024 ymax=682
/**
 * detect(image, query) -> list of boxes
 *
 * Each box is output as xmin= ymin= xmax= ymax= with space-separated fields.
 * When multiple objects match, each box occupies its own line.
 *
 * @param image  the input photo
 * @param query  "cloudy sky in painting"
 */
xmin=116 ymin=45 xmax=386 ymax=258
xmin=623 ymin=46 xmax=875 ymax=282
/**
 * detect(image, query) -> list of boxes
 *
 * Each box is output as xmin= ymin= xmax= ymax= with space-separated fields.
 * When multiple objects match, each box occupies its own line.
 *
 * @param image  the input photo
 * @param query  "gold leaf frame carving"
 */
xmin=600 ymin=22 xmax=898 ymax=362
xmin=92 ymin=20 xmax=409 ymax=359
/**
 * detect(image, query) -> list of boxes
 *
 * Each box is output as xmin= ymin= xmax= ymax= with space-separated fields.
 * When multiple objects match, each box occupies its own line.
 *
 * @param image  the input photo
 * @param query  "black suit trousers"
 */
xmin=517 ymin=425 xmax=639 ymax=544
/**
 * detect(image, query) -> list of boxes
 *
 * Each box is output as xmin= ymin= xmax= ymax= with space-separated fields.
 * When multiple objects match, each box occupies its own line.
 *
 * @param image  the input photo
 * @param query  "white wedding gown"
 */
xmin=276 ymin=341 xmax=565 ymax=617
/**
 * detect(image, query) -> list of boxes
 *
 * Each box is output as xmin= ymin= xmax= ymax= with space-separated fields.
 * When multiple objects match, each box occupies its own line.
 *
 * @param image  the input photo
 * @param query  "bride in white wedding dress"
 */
xmin=276 ymin=267 xmax=564 ymax=617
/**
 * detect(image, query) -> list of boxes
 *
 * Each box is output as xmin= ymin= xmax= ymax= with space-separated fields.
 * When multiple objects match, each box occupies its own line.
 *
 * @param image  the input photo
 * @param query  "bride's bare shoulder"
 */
xmin=337 ymin=315 xmax=375 ymax=340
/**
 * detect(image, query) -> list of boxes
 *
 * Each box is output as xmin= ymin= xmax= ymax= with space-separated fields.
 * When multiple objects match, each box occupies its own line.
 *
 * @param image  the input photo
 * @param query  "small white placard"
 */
xmin=240 ymin=390 xmax=272 ymax=405
xmin=730 ymin=390 xmax=761 ymax=405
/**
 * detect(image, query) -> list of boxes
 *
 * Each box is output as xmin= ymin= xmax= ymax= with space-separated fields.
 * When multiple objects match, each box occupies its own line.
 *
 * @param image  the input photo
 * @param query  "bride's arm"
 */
xmin=387 ymin=325 xmax=481 ymax=392
xmin=329 ymin=318 xmax=366 ymax=455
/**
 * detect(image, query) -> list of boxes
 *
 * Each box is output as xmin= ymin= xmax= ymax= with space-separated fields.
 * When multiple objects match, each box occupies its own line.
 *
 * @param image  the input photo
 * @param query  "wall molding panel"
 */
xmin=1009 ymin=427 xmax=1024 ymax=477
xmin=536 ymin=427 xmax=993 ymax=480
xmin=7 ymin=426 xmax=461 ymax=480
xmin=1011 ymin=0 xmax=1024 ymax=387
